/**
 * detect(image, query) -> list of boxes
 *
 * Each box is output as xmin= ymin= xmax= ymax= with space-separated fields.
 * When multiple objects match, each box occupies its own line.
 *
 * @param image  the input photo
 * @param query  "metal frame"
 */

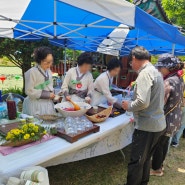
xmin=0 ymin=0 xmax=185 ymax=62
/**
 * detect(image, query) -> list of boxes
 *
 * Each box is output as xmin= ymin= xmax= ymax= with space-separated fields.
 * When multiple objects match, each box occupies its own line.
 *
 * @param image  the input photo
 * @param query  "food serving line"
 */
xmin=0 ymin=113 xmax=134 ymax=178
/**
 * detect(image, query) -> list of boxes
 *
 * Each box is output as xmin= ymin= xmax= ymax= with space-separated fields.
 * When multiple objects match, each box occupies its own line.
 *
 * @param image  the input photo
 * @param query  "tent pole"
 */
xmin=136 ymin=29 xmax=139 ymax=46
xmin=172 ymin=44 xmax=175 ymax=55
xmin=64 ymin=47 xmax=67 ymax=75
xmin=72 ymin=50 xmax=75 ymax=67
xmin=54 ymin=0 xmax=57 ymax=37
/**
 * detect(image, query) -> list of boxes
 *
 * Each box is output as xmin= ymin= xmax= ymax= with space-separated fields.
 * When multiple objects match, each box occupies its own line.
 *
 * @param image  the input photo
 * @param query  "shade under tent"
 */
xmin=0 ymin=0 xmax=185 ymax=71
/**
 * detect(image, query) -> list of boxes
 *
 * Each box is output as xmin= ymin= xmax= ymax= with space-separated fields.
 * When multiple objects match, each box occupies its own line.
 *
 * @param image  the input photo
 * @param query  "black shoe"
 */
xmin=183 ymin=129 xmax=185 ymax=138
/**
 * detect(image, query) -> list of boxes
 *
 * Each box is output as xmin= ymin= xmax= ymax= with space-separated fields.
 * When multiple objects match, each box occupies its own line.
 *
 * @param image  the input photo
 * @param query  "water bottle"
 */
xmin=0 ymin=90 xmax=2 ymax=103
xmin=6 ymin=93 xmax=17 ymax=120
xmin=56 ymin=78 xmax=59 ymax=87
xmin=53 ymin=78 xmax=57 ymax=87
xmin=0 ymin=106 xmax=4 ymax=119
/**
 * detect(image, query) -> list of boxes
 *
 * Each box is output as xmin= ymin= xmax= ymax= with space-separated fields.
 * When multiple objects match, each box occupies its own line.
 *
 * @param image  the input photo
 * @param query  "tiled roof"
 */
xmin=134 ymin=0 xmax=171 ymax=24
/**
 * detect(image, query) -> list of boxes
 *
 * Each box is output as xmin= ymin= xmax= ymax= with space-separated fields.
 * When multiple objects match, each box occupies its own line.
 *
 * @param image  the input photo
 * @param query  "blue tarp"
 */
xmin=0 ymin=0 xmax=185 ymax=55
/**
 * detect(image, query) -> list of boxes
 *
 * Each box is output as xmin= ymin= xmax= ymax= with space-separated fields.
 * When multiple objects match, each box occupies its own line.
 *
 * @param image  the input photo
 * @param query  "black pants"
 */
xmin=152 ymin=135 xmax=170 ymax=170
xmin=126 ymin=129 xmax=165 ymax=185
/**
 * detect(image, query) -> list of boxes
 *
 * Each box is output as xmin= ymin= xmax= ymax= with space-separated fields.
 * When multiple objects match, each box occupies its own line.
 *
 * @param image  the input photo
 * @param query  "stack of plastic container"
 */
xmin=0 ymin=90 xmax=7 ymax=119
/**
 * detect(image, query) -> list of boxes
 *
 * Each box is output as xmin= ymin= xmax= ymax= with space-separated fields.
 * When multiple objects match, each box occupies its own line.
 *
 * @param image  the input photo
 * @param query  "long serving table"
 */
xmin=0 ymin=114 xmax=134 ymax=177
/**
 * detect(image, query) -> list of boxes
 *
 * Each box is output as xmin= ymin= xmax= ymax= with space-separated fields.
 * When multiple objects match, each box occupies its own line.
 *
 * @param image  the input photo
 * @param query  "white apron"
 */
xmin=91 ymin=91 xmax=107 ymax=106
xmin=62 ymin=94 xmax=85 ymax=103
xmin=23 ymin=97 xmax=56 ymax=116
xmin=91 ymin=71 xmax=117 ymax=106
xmin=23 ymin=66 xmax=56 ymax=116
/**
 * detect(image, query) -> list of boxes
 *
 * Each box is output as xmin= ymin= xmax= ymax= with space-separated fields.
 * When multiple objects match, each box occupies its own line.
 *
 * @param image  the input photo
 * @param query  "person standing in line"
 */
xmin=150 ymin=54 xmax=184 ymax=176
xmin=171 ymin=63 xmax=185 ymax=147
xmin=171 ymin=107 xmax=185 ymax=147
xmin=122 ymin=46 xmax=166 ymax=185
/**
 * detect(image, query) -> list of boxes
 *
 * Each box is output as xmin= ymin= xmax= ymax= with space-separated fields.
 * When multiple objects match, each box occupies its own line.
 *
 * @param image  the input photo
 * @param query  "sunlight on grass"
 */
xmin=178 ymin=168 xmax=185 ymax=173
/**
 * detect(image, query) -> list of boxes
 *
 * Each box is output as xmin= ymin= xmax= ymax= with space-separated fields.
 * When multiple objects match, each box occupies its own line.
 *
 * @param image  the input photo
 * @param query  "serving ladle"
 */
xmin=68 ymin=99 xmax=81 ymax=111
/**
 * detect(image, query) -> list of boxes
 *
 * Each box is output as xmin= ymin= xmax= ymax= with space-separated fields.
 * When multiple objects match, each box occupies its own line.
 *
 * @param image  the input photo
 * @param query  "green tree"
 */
xmin=65 ymin=49 xmax=81 ymax=61
xmin=162 ymin=0 xmax=185 ymax=29
xmin=151 ymin=55 xmax=158 ymax=65
xmin=0 ymin=38 xmax=63 ymax=94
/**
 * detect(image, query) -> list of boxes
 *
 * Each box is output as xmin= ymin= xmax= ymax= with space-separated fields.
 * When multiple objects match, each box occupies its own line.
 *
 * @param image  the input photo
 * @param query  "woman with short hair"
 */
xmin=61 ymin=52 xmax=94 ymax=103
xmin=23 ymin=46 xmax=56 ymax=116
xmin=91 ymin=58 xmax=122 ymax=107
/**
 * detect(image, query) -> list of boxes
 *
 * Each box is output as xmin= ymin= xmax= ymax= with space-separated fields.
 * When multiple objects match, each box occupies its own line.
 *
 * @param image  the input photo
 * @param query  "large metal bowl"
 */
xmin=54 ymin=102 xmax=91 ymax=117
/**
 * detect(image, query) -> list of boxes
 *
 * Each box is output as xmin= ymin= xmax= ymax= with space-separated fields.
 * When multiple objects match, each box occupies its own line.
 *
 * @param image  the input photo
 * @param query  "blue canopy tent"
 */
xmin=0 ymin=0 xmax=185 ymax=58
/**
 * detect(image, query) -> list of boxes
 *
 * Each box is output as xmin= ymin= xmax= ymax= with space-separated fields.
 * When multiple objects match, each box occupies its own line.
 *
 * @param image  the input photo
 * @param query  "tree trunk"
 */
xmin=21 ymin=61 xmax=32 ymax=96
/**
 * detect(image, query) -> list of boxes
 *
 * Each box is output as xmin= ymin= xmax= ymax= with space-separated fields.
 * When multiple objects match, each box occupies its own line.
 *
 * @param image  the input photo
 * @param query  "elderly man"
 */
xmin=122 ymin=46 xmax=166 ymax=185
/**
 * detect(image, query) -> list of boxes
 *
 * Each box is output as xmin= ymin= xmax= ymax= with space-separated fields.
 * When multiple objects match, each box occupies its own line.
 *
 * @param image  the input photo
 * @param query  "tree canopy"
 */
xmin=0 ymin=38 xmax=63 ymax=70
xmin=0 ymin=38 xmax=64 ymax=93
xmin=127 ymin=0 xmax=185 ymax=30
xmin=161 ymin=0 xmax=185 ymax=30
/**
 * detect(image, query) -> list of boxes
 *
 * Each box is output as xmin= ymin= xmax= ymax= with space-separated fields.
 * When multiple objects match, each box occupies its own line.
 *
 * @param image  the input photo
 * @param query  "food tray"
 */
xmin=86 ymin=107 xmax=106 ymax=116
xmin=35 ymin=114 xmax=62 ymax=121
xmin=86 ymin=107 xmax=112 ymax=123
xmin=56 ymin=125 xmax=100 ymax=143
xmin=86 ymin=107 xmax=125 ymax=118
xmin=110 ymin=108 xmax=126 ymax=117
xmin=1 ymin=139 xmax=34 ymax=147
xmin=0 ymin=122 xmax=21 ymax=136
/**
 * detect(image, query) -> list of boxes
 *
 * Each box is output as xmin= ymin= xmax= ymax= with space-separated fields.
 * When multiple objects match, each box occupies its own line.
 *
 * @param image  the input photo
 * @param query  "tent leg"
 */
xmin=172 ymin=44 xmax=175 ymax=55
xmin=64 ymin=48 xmax=67 ymax=75
xmin=54 ymin=0 xmax=57 ymax=37
xmin=72 ymin=50 xmax=75 ymax=67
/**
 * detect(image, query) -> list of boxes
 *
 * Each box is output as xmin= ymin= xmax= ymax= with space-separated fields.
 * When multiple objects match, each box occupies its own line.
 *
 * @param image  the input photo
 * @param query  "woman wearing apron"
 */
xmin=61 ymin=52 xmax=94 ymax=103
xmin=23 ymin=46 xmax=56 ymax=116
xmin=91 ymin=58 xmax=122 ymax=107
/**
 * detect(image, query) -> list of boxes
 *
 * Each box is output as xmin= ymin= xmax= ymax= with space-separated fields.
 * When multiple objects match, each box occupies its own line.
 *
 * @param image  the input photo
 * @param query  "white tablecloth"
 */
xmin=0 ymin=114 xmax=134 ymax=178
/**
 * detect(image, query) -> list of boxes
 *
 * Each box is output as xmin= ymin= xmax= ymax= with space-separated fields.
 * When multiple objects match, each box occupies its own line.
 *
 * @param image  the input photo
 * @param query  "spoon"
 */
xmin=68 ymin=99 xmax=81 ymax=111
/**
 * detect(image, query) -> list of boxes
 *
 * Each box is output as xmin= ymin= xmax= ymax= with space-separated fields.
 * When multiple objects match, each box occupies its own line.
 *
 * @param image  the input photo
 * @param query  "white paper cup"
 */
xmin=93 ymin=106 xmax=98 ymax=113
xmin=20 ymin=170 xmax=44 ymax=182
xmin=25 ymin=180 xmax=40 ymax=185
xmin=85 ymin=97 xmax=90 ymax=103
xmin=6 ymin=177 xmax=21 ymax=185
xmin=54 ymin=95 xmax=60 ymax=101
xmin=20 ymin=119 xmax=26 ymax=124
xmin=26 ymin=116 xmax=34 ymax=123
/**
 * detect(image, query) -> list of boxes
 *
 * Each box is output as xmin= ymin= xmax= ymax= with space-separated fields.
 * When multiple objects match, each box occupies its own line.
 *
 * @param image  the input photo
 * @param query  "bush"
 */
xmin=2 ymin=87 xmax=24 ymax=96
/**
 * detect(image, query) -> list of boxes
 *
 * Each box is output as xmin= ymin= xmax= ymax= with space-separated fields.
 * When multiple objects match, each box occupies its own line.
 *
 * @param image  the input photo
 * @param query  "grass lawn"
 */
xmin=0 ymin=67 xmax=23 ymax=90
xmin=48 ymin=138 xmax=185 ymax=185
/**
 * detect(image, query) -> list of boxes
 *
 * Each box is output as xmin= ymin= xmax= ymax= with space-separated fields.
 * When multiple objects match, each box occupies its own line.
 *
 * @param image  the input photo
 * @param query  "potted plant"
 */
xmin=2 ymin=123 xmax=47 ymax=147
